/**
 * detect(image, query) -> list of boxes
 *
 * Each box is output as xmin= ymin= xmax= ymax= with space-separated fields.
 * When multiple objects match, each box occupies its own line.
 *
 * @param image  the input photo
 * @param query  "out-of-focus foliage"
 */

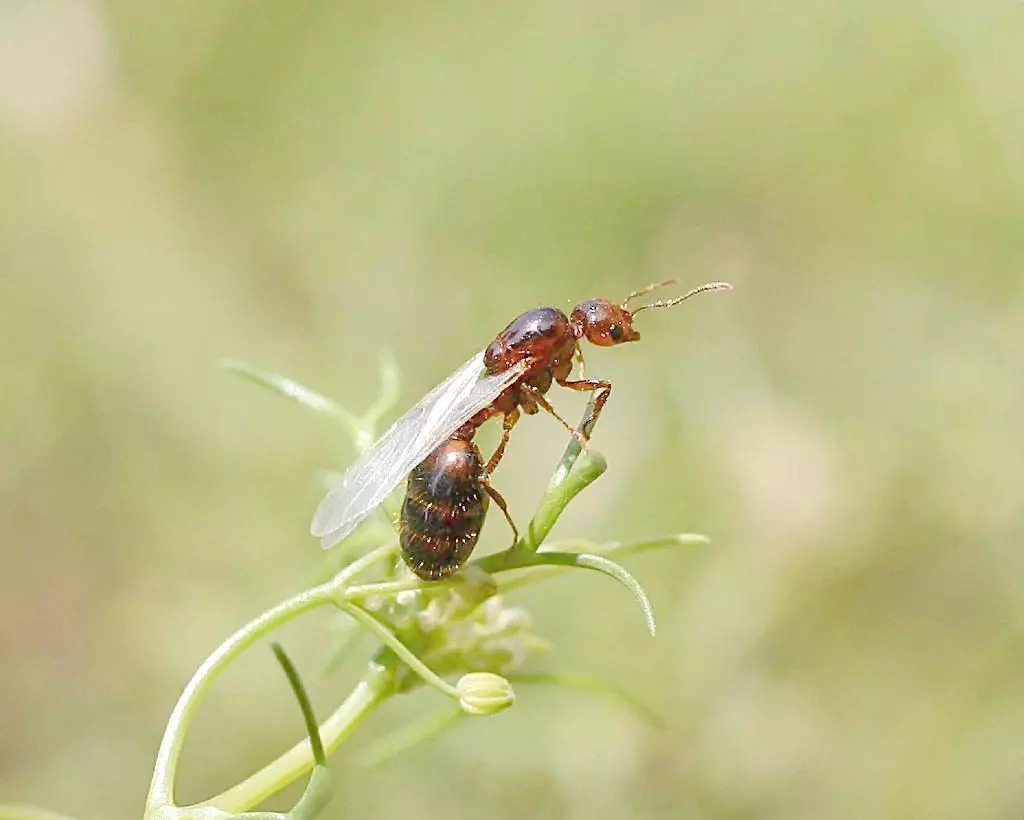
xmin=2 ymin=2 xmax=1022 ymax=819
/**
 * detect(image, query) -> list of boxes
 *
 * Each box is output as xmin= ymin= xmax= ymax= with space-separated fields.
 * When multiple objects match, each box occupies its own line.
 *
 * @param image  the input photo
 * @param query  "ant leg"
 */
xmin=574 ymin=347 xmax=588 ymax=379
xmin=484 ymin=408 xmax=520 ymax=476
xmin=555 ymin=377 xmax=612 ymax=441
xmin=521 ymin=384 xmax=588 ymax=447
xmin=481 ymin=478 xmax=518 ymax=545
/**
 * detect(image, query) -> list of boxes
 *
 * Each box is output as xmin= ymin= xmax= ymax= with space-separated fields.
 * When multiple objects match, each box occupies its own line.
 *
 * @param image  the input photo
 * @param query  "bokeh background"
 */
xmin=3 ymin=2 xmax=1023 ymax=818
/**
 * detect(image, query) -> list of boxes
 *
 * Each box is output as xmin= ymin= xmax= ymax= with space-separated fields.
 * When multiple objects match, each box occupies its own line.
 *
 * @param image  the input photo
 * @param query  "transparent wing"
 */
xmin=311 ymin=350 xmax=529 ymax=549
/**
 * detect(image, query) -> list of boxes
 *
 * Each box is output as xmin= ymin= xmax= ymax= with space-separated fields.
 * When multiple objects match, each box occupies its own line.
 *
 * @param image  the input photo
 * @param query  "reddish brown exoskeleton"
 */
xmin=463 ymin=279 xmax=733 ymax=478
xmin=312 ymin=279 xmax=731 ymax=579
xmin=398 ymin=434 xmax=510 ymax=580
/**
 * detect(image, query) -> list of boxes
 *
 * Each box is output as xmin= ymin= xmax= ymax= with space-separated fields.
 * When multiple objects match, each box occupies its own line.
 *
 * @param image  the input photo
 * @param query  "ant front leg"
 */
xmin=484 ymin=408 xmax=520 ymax=476
xmin=555 ymin=377 xmax=612 ymax=443
xmin=574 ymin=346 xmax=588 ymax=379
xmin=481 ymin=478 xmax=518 ymax=546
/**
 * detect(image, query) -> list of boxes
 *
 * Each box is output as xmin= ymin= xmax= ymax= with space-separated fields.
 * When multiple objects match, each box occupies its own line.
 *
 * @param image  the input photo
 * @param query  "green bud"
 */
xmin=456 ymin=672 xmax=515 ymax=716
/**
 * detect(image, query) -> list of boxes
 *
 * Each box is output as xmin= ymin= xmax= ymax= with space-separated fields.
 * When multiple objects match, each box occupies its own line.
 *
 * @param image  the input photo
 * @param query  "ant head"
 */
xmin=571 ymin=279 xmax=732 ymax=346
xmin=570 ymin=299 xmax=642 ymax=346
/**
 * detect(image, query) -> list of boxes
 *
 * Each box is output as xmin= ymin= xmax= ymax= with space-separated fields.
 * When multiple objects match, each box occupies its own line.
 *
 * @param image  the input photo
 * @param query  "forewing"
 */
xmin=310 ymin=351 xmax=529 ymax=549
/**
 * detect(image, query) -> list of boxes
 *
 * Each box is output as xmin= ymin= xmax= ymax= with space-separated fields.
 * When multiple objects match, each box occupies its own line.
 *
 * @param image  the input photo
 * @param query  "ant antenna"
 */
xmin=630 ymin=281 xmax=732 ymax=314
xmin=621 ymin=278 xmax=679 ymax=309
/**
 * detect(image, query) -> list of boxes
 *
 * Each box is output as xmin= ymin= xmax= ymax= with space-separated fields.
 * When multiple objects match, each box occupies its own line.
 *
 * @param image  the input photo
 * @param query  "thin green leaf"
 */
xmin=603 ymin=532 xmax=711 ymax=558
xmin=220 ymin=359 xmax=361 ymax=432
xmin=525 ymin=452 xmax=607 ymax=551
xmin=575 ymin=553 xmax=657 ymax=636
xmin=497 ymin=533 xmax=710 ymax=595
xmin=271 ymin=643 xmax=325 ymax=766
xmin=527 ymin=551 xmax=657 ymax=636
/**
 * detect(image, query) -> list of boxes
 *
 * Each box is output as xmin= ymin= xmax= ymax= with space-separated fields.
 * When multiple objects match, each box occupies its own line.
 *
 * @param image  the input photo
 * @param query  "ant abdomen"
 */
xmin=399 ymin=436 xmax=490 ymax=580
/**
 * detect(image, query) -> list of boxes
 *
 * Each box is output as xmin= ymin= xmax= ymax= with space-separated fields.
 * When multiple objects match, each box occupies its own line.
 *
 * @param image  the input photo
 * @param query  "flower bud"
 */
xmin=456 ymin=672 xmax=515 ymax=716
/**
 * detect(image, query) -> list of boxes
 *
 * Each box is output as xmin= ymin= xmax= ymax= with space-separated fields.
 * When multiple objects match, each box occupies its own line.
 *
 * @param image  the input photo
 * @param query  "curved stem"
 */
xmin=337 ymin=602 xmax=460 ymax=698
xmin=199 ymin=675 xmax=387 ymax=813
xmin=146 ymin=377 xmax=619 ymax=816
xmin=145 ymin=583 xmax=337 ymax=810
xmin=525 ymin=551 xmax=657 ymax=635
xmin=496 ymin=533 xmax=710 ymax=593
xmin=284 ymin=766 xmax=335 ymax=820
xmin=342 ymin=578 xmax=424 ymax=600
xmin=146 ymin=545 xmax=393 ymax=813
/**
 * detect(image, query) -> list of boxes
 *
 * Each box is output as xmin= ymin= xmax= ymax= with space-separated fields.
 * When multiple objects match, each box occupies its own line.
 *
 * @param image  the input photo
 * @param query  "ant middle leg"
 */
xmin=483 ymin=408 xmax=520 ymax=476
xmin=521 ymin=384 xmax=589 ymax=447
xmin=481 ymin=478 xmax=519 ymax=546
xmin=555 ymin=377 xmax=612 ymax=442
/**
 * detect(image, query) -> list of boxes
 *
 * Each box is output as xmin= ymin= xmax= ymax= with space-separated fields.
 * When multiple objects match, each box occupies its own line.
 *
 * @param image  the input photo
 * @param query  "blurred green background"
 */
xmin=3 ymin=2 xmax=1023 ymax=818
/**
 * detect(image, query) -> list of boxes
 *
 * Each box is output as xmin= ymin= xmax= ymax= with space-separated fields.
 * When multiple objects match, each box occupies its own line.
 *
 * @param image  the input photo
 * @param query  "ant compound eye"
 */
xmin=609 ymin=324 xmax=623 ymax=341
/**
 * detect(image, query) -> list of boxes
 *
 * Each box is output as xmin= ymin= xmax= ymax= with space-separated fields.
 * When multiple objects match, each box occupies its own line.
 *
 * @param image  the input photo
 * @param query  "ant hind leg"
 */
xmin=481 ymin=478 xmax=518 ymax=546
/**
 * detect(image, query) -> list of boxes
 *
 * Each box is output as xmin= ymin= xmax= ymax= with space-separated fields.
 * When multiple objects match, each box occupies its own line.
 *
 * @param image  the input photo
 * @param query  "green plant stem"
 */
xmin=145 ymin=545 xmax=393 ymax=815
xmin=144 ymin=428 xmax=607 ymax=815
xmin=219 ymin=359 xmax=363 ymax=434
xmin=200 ymin=679 xmax=385 ymax=813
xmin=143 ymin=377 xmax=648 ymax=819
xmin=496 ymin=533 xmax=710 ymax=593
xmin=477 ymin=451 xmax=607 ymax=571
xmin=283 ymin=766 xmax=335 ymax=820
xmin=520 ymin=551 xmax=657 ymax=635
xmin=341 ymin=534 xmax=709 ymax=603
xmin=340 ymin=577 xmax=425 ymax=600
xmin=336 ymin=602 xmax=460 ymax=698
xmin=146 ymin=586 xmax=335 ymax=809
xmin=519 ymin=452 xmax=608 ymax=554
xmin=546 ymin=393 xmax=600 ymax=490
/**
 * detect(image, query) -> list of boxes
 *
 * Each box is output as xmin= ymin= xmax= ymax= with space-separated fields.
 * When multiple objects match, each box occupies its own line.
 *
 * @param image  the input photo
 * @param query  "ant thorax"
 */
xmin=483 ymin=306 xmax=575 ymax=375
